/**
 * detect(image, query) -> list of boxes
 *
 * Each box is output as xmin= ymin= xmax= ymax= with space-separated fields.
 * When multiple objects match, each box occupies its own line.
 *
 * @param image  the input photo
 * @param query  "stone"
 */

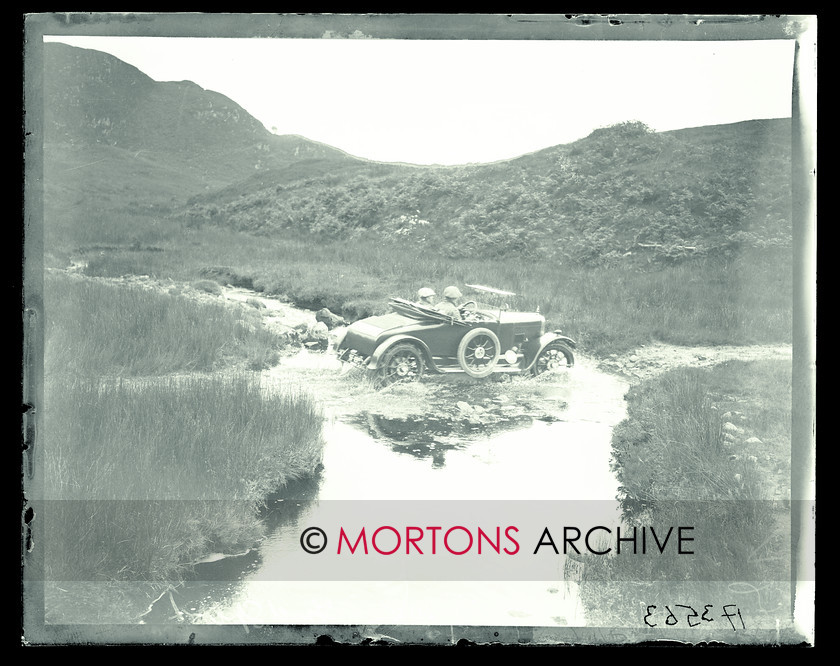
xmin=724 ymin=411 xmax=746 ymax=423
xmin=309 ymin=321 xmax=329 ymax=339
xmin=315 ymin=307 xmax=347 ymax=330
xmin=298 ymin=321 xmax=330 ymax=351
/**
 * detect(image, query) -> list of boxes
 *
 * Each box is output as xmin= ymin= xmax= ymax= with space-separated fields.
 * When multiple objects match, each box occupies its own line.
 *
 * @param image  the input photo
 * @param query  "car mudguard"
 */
xmin=367 ymin=335 xmax=437 ymax=372
xmin=521 ymin=331 xmax=577 ymax=371
xmin=541 ymin=330 xmax=577 ymax=349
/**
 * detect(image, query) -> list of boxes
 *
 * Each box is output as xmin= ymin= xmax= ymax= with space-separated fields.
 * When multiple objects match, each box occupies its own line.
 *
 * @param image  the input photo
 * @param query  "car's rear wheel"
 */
xmin=532 ymin=342 xmax=575 ymax=376
xmin=457 ymin=328 xmax=500 ymax=378
xmin=378 ymin=343 xmax=425 ymax=385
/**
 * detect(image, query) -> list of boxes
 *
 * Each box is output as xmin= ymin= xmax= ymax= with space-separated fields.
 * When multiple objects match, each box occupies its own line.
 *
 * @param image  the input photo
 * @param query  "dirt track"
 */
xmin=597 ymin=341 xmax=792 ymax=382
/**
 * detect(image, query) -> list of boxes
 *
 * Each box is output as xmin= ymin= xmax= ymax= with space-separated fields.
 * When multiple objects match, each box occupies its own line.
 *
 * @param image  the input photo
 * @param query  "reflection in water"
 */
xmin=355 ymin=412 xmax=534 ymax=468
xmin=143 ymin=476 xmax=325 ymax=623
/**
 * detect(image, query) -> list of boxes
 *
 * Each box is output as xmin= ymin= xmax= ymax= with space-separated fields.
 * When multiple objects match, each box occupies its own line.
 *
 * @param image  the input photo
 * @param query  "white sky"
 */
xmin=43 ymin=35 xmax=796 ymax=166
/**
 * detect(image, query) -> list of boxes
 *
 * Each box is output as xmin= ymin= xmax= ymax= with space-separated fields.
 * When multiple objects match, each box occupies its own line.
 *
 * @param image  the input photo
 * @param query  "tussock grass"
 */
xmin=41 ymin=271 xmax=325 ymax=602
xmin=191 ymin=278 xmax=223 ymax=295
xmin=45 ymin=271 xmax=282 ymax=376
xmin=572 ymin=360 xmax=792 ymax=628
xmin=43 ymin=373 xmax=325 ymax=583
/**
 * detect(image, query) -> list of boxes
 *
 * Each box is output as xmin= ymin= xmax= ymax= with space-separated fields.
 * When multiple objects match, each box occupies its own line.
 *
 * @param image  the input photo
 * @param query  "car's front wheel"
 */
xmin=457 ymin=328 xmax=500 ymax=378
xmin=532 ymin=342 xmax=575 ymax=376
xmin=378 ymin=343 xmax=426 ymax=385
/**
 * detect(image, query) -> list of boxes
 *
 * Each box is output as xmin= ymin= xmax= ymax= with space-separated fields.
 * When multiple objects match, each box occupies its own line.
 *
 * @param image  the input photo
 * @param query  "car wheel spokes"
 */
xmin=456 ymin=327 xmax=501 ymax=378
xmin=540 ymin=349 xmax=568 ymax=371
xmin=533 ymin=342 xmax=575 ymax=376
xmin=386 ymin=350 xmax=421 ymax=380
xmin=465 ymin=337 xmax=496 ymax=369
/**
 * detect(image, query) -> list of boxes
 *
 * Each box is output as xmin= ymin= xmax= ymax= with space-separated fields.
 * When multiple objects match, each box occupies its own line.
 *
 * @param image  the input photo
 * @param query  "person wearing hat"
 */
xmin=417 ymin=287 xmax=436 ymax=307
xmin=435 ymin=285 xmax=462 ymax=319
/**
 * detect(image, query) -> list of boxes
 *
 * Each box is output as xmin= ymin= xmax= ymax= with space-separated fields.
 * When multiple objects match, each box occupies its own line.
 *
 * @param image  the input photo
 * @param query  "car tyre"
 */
xmin=532 ymin=342 xmax=575 ymax=376
xmin=378 ymin=342 xmax=426 ymax=385
xmin=457 ymin=328 xmax=501 ymax=378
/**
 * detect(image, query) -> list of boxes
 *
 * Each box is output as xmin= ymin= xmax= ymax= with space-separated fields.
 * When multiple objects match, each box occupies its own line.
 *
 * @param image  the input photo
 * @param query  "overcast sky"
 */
xmin=43 ymin=35 xmax=796 ymax=166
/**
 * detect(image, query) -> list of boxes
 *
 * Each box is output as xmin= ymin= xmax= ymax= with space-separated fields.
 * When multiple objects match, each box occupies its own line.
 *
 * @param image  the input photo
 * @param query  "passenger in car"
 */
xmin=417 ymin=287 xmax=436 ymax=307
xmin=435 ymin=286 xmax=463 ymax=319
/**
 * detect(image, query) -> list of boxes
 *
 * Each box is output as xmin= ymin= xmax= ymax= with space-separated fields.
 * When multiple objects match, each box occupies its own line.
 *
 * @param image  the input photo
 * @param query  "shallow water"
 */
xmin=136 ymin=287 xmax=629 ymax=626
xmin=142 ymin=352 xmax=630 ymax=627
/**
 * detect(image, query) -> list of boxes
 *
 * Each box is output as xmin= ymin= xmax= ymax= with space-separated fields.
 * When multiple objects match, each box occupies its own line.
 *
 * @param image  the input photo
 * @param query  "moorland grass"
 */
xmin=45 ymin=271 xmax=282 ymax=376
xmin=42 ymin=373 xmax=324 ymax=584
xmin=38 ymin=219 xmax=794 ymax=621
xmin=63 ymin=221 xmax=792 ymax=356
xmin=571 ymin=359 xmax=793 ymax=628
xmin=41 ymin=270 xmax=325 ymax=612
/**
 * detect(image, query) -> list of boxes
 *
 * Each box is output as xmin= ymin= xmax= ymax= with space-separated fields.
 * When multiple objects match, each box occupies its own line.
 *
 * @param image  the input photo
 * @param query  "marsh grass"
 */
xmin=45 ymin=271 xmax=282 ymax=376
xmin=572 ymin=359 xmax=792 ymax=628
xmin=69 ymin=222 xmax=792 ymax=357
xmin=43 ymin=373 xmax=324 ymax=583
xmin=41 ymin=271 xmax=325 ymax=598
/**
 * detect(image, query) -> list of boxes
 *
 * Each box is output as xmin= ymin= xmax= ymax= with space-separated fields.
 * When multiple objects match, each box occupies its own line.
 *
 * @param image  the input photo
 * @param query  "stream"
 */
xmin=141 ymin=287 xmax=631 ymax=627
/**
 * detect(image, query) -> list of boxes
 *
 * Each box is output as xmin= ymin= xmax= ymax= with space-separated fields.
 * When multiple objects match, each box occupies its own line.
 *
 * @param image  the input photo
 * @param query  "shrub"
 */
xmin=191 ymin=278 xmax=223 ymax=295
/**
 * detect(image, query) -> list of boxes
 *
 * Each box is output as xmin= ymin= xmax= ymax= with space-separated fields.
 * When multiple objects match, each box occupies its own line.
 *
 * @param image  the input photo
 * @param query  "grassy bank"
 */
xmin=41 ymin=271 xmax=326 ymax=622
xmin=50 ymin=219 xmax=792 ymax=356
xmin=42 ymin=373 xmax=325 ymax=622
xmin=571 ymin=360 xmax=793 ymax=630
xmin=45 ymin=270 xmax=282 ymax=375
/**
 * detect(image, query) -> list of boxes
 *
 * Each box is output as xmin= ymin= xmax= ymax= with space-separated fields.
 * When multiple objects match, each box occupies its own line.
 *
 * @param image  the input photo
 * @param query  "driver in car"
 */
xmin=435 ymin=286 xmax=463 ymax=319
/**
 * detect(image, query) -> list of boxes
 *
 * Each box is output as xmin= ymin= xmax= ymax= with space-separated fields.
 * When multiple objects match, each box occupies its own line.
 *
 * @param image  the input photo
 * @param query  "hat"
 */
xmin=443 ymin=286 xmax=462 ymax=299
xmin=417 ymin=287 xmax=436 ymax=299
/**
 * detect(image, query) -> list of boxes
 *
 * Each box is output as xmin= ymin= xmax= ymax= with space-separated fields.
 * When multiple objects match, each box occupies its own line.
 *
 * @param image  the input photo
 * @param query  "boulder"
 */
xmin=722 ymin=422 xmax=743 ymax=435
xmin=302 ymin=321 xmax=330 ymax=351
xmin=316 ymin=308 xmax=347 ymax=330
xmin=310 ymin=321 xmax=329 ymax=338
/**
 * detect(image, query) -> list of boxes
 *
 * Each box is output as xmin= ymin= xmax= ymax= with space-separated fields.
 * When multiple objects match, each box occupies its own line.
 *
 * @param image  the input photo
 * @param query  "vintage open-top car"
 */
xmin=336 ymin=284 xmax=576 ymax=384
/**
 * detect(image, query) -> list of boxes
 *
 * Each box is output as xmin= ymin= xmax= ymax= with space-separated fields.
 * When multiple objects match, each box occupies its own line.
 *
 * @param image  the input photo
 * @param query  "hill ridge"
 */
xmin=42 ymin=42 xmax=792 ymax=265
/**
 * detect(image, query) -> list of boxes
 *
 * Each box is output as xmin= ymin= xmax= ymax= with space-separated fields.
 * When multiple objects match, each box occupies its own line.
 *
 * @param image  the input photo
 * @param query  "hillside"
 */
xmin=41 ymin=42 xmax=792 ymax=266
xmin=42 ymin=43 xmax=361 ymax=219
xmin=184 ymin=119 xmax=792 ymax=263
